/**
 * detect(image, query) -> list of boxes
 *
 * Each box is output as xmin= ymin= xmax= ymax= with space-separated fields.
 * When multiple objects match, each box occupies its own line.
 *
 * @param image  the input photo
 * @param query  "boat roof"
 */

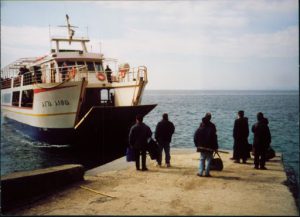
xmin=1 ymin=15 xmax=117 ymax=78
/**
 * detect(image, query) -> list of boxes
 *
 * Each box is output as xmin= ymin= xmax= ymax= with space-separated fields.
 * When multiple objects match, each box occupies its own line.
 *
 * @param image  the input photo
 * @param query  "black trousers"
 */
xmin=134 ymin=148 xmax=147 ymax=170
xmin=254 ymin=148 xmax=266 ymax=168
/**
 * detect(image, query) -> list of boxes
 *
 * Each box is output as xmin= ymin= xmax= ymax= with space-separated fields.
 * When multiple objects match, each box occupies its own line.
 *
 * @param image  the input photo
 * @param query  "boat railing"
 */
xmin=0 ymin=65 xmax=88 ymax=89
xmin=115 ymin=66 xmax=148 ymax=83
xmin=0 ymin=64 xmax=147 ymax=89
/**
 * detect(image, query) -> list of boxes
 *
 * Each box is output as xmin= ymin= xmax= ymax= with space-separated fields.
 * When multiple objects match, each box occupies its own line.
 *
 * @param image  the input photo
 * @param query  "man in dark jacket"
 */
xmin=129 ymin=114 xmax=152 ymax=171
xmin=105 ymin=65 xmax=112 ymax=83
xmin=233 ymin=110 xmax=250 ymax=163
xmin=194 ymin=113 xmax=218 ymax=177
xmin=252 ymin=112 xmax=271 ymax=170
xmin=155 ymin=113 xmax=175 ymax=167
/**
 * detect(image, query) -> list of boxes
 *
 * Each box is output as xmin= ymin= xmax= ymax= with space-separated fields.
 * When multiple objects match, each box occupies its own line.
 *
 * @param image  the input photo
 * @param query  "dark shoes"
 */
xmin=197 ymin=173 xmax=211 ymax=177
xmin=141 ymin=168 xmax=148 ymax=171
xmin=254 ymin=166 xmax=267 ymax=170
xmin=234 ymin=160 xmax=240 ymax=163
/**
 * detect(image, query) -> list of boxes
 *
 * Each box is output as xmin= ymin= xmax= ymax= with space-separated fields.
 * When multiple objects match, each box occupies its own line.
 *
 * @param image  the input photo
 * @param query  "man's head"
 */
xmin=136 ymin=114 xmax=143 ymax=123
xmin=205 ymin=112 xmax=212 ymax=121
xmin=162 ymin=113 xmax=168 ymax=121
xmin=238 ymin=110 xmax=244 ymax=118
xmin=257 ymin=112 xmax=264 ymax=121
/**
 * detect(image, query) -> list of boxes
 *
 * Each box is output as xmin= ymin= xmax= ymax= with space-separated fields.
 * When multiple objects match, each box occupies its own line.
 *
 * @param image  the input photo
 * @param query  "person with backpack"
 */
xmin=194 ymin=113 xmax=218 ymax=177
xmin=155 ymin=113 xmax=175 ymax=167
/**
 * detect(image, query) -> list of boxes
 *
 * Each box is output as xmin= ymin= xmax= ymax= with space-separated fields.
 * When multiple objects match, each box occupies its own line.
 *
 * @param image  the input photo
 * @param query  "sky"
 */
xmin=1 ymin=0 xmax=299 ymax=90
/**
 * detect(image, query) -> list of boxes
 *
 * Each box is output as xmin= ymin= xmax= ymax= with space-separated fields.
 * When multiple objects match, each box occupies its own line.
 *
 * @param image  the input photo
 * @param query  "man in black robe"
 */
xmin=233 ymin=110 xmax=250 ymax=163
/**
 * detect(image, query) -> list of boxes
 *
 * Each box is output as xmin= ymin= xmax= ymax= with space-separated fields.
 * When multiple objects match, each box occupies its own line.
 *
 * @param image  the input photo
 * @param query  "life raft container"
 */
xmin=119 ymin=69 xmax=126 ymax=78
xmin=119 ymin=63 xmax=130 ymax=78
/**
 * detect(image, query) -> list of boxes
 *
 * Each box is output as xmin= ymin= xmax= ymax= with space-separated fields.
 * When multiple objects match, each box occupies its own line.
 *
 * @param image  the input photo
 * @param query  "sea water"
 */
xmin=1 ymin=90 xmax=299 ymax=185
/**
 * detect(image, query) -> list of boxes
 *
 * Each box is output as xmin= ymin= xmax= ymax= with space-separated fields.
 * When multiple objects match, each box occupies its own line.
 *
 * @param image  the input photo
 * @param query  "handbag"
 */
xmin=126 ymin=147 xmax=135 ymax=162
xmin=266 ymin=147 xmax=275 ymax=160
xmin=210 ymin=151 xmax=223 ymax=171
xmin=147 ymin=138 xmax=160 ymax=160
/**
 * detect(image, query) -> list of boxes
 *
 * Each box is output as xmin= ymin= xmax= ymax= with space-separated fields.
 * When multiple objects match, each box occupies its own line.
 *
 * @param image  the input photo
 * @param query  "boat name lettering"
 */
xmin=42 ymin=99 xmax=70 ymax=107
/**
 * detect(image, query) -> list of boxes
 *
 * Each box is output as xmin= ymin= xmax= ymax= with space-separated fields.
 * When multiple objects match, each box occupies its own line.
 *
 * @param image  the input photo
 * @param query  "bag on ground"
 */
xmin=266 ymin=147 xmax=275 ymax=160
xmin=147 ymin=138 xmax=160 ymax=160
xmin=210 ymin=152 xmax=223 ymax=171
xmin=126 ymin=147 xmax=135 ymax=162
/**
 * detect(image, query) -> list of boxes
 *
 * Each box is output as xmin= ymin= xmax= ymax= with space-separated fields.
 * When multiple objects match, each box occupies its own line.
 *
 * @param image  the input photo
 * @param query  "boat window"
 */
xmin=21 ymin=89 xmax=34 ymax=108
xmin=2 ymin=93 xmax=11 ymax=104
xmin=77 ymin=61 xmax=85 ymax=67
xmin=86 ymin=62 xmax=95 ymax=71
xmin=100 ymin=89 xmax=109 ymax=103
xmin=12 ymin=91 xmax=20 ymax=107
xmin=66 ymin=61 xmax=75 ymax=66
xmin=95 ymin=62 xmax=103 ymax=72
xmin=57 ymin=61 xmax=75 ymax=67
xmin=33 ymin=66 xmax=42 ymax=83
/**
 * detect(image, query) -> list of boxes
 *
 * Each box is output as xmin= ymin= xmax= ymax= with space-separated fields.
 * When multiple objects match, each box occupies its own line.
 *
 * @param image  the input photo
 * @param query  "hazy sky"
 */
xmin=1 ymin=0 xmax=299 ymax=90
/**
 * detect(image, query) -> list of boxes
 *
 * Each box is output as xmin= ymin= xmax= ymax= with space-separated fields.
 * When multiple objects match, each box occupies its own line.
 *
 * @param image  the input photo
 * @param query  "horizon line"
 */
xmin=145 ymin=89 xmax=299 ymax=91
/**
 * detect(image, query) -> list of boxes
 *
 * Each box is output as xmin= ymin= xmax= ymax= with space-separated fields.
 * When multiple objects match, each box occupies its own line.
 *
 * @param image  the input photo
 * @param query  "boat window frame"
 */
xmin=12 ymin=91 xmax=20 ymax=107
xmin=21 ymin=89 xmax=34 ymax=108
xmin=86 ymin=61 xmax=95 ymax=72
xmin=95 ymin=61 xmax=104 ymax=72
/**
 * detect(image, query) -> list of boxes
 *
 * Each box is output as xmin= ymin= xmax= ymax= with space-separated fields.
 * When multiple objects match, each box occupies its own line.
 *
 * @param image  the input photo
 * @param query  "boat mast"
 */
xmin=51 ymin=14 xmax=89 ymax=53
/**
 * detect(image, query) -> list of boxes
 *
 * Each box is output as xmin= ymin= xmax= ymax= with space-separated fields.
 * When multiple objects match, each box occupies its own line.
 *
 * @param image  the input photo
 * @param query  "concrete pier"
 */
xmin=1 ymin=164 xmax=84 ymax=212
xmin=3 ymin=149 xmax=299 ymax=215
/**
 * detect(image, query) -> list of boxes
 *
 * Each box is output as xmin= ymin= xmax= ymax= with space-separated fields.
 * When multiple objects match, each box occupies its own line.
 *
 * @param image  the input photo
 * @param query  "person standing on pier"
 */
xmin=252 ymin=112 xmax=271 ymax=170
xmin=155 ymin=113 xmax=175 ymax=167
xmin=232 ymin=110 xmax=250 ymax=163
xmin=194 ymin=113 xmax=218 ymax=177
xmin=129 ymin=114 xmax=152 ymax=171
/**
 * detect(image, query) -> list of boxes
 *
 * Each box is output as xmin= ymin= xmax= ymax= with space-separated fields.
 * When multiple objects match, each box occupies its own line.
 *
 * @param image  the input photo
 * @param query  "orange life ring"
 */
xmin=68 ymin=67 xmax=76 ymax=79
xmin=97 ymin=72 xmax=106 ymax=81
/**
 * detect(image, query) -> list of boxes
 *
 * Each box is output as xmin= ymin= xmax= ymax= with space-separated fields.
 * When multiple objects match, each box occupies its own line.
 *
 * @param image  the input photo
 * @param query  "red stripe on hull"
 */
xmin=34 ymin=85 xmax=78 ymax=94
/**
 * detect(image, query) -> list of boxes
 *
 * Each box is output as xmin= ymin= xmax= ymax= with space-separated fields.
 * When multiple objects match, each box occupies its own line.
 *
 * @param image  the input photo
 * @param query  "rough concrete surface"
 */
xmin=6 ymin=149 xmax=299 ymax=216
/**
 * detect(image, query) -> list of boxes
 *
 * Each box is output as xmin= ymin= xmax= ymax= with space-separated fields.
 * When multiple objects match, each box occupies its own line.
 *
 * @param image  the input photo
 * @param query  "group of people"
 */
xmin=129 ymin=113 xmax=175 ymax=171
xmin=128 ymin=110 xmax=272 ymax=177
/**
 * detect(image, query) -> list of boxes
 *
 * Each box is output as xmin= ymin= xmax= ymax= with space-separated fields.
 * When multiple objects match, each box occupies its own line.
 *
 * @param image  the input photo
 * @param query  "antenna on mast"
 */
xmin=58 ymin=14 xmax=78 ymax=45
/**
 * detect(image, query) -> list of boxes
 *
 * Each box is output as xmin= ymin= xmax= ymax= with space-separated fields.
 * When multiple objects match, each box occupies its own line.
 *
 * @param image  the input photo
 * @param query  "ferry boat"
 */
xmin=1 ymin=15 xmax=156 ymax=150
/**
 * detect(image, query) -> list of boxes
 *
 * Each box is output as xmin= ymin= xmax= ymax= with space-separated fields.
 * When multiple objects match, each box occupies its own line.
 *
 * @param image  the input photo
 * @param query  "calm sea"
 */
xmin=1 ymin=90 xmax=299 ymax=186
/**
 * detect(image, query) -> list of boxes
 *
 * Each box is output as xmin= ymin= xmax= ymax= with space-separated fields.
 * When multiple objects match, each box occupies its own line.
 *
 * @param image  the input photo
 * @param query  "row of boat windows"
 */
xmin=2 ymin=88 xmax=114 ymax=108
xmin=56 ymin=61 xmax=104 ymax=71
xmin=2 ymin=90 xmax=34 ymax=108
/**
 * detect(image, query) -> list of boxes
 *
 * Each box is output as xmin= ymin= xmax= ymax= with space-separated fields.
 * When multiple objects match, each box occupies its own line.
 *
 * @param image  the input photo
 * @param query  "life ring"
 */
xmin=68 ymin=67 xmax=76 ymax=79
xmin=97 ymin=72 xmax=106 ymax=81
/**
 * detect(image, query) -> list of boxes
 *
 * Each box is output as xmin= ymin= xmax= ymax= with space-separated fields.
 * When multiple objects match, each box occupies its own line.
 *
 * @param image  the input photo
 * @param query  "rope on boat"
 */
xmin=79 ymin=185 xmax=116 ymax=198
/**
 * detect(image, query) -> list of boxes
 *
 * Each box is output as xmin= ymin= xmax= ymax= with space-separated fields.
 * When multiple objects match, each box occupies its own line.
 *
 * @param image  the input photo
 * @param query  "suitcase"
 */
xmin=126 ymin=147 xmax=135 ymax=162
